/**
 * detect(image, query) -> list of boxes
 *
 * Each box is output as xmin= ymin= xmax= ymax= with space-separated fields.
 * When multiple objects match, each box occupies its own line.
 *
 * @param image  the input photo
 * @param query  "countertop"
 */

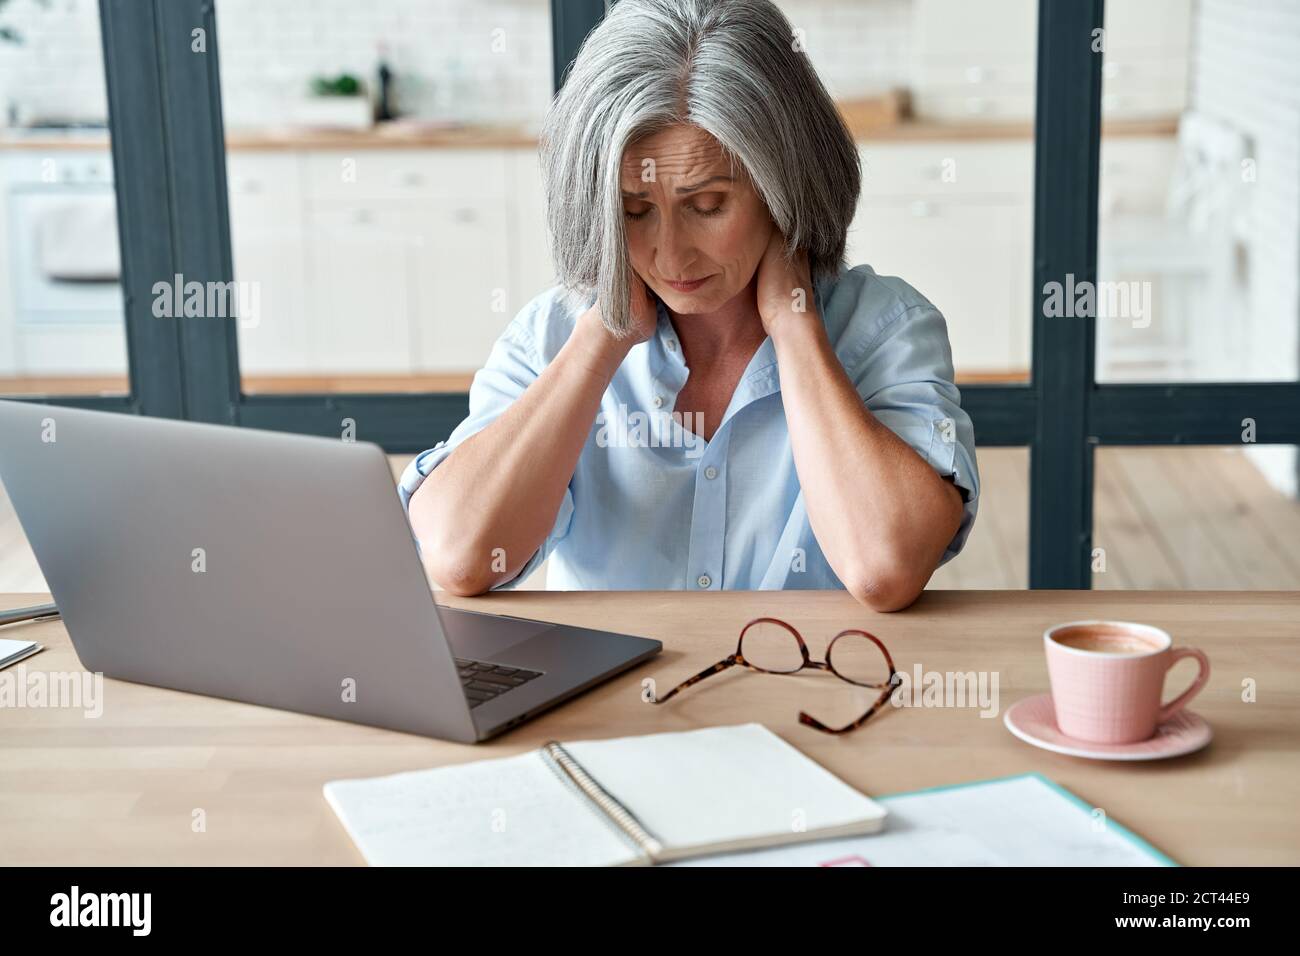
xmin=0 ymin=116 xmax=1179 ymax=153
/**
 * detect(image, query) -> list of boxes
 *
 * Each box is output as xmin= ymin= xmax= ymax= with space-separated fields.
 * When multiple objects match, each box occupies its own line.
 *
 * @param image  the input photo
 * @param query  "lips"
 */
xmin=665 ymin=275 xmax=712 ymax=293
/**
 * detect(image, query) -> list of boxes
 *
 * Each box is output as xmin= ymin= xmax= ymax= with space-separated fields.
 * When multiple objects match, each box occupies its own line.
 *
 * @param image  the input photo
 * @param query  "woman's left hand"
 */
xmin=755 ymin=228 xmax=817 ymax=339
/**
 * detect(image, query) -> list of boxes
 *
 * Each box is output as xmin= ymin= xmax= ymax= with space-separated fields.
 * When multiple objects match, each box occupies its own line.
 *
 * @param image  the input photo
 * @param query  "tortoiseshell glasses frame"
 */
xmin=650 ymin=617 xmax=900 ymax=734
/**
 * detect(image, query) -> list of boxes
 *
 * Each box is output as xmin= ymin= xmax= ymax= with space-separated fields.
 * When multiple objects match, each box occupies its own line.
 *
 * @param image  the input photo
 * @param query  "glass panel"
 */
xmin=928 ymin=447 xmax=1028 ymax=589
xmin=1096 ymin=0 xmax=1299 ymax=383
xmin=212 ymin=0 xmax=553 ymax=394
xmin=0 ymin=0 xmax=129 ymax=398
xmin=1093 ymin=446 xmax=1300 ymax=589
xmin=774 ymin=0 xmax=1037 ymax=384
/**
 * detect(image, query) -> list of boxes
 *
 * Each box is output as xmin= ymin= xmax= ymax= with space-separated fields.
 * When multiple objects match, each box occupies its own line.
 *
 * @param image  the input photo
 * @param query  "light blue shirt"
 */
xmin=398 ymin=264 xmax=979 ymax=591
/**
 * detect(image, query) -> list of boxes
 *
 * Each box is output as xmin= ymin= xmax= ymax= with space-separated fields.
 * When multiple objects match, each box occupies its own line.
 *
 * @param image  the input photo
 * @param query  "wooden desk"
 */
xmin=1 ymin=590 xmax=1296 ymax=866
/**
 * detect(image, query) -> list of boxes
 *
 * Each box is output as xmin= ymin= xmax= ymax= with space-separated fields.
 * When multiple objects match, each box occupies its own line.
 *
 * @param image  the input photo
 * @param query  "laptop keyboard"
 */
xmin=455 ymin=658 xmax=545 ymax=709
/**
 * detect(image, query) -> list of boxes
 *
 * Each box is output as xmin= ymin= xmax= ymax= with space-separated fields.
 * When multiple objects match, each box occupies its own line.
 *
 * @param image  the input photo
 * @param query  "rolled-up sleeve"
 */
xmin=398 ymin=315 xmax=575 ymax=589
xmin=850 ymin=302 xmax=980 ymax=565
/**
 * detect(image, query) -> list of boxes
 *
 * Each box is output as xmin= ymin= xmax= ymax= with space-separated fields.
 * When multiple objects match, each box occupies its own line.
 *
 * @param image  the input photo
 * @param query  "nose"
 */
xmin=653 ymin=212 xmax=697 ymax=280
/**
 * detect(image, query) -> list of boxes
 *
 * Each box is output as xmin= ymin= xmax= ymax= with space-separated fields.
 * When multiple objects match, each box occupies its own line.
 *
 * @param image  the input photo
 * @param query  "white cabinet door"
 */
xmin=298 ymin=149 xmax=516 ymax=376
xmin=415 ymin=200 xmax=514 ymax=372
xmin=849 ymin=142 xmax=1033 ymax=376
xmin=304 ymin=203 xmax=416 ymax=373
xmin=227 ymin=153 xmax=310 ymax=375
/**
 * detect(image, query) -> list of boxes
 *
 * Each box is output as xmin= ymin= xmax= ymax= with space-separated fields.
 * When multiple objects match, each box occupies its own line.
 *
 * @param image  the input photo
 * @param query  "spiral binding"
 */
xmin=540 ymin=740 xmax=665 ymax=864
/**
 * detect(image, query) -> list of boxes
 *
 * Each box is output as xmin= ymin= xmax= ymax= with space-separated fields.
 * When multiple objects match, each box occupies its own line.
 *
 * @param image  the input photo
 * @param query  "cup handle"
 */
xmin=1158 ymin=646 xmax=1211 ymax=724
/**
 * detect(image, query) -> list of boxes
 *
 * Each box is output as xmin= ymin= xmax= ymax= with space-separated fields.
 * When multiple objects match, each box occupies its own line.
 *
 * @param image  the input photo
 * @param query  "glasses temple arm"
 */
xmin=651 ymin=656 xmax=738 ymax=704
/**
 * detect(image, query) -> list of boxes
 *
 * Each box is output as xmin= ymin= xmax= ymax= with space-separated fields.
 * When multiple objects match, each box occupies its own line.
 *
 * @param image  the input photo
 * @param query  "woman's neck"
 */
xmin=666 ymin=275 xmax=768 ymax=367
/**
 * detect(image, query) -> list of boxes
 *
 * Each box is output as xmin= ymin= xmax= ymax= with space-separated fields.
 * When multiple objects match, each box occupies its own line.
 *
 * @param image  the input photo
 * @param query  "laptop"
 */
xmin=0 ymin=400 xmax=661 ymax=742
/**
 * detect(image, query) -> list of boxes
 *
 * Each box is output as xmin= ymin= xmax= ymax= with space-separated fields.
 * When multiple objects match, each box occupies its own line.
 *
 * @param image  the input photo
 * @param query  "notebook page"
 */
xmin=669 ymin=773 xmax=1171 ymax=866
xmin=562 ymin=723 xmax=886 ymax=855
xmin=323 ymin=751 xmax=640 ymax=866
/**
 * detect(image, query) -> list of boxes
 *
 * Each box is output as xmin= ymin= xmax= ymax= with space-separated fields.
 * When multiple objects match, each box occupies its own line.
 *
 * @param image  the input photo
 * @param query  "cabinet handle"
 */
xmin=910 ymin=200 xmax=935 ymax=218
xmin=452 ymin=208 xmax=478 ymax=223
xmin=400 ymin=171 xmax=425 ymax=187
xmin=353 ymin=208 xmax=374 ymax=224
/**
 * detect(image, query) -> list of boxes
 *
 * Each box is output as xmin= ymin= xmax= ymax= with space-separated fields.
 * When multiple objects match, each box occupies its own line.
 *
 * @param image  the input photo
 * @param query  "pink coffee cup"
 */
xmin=1044 ymin=620 xmax=1210 ymax=745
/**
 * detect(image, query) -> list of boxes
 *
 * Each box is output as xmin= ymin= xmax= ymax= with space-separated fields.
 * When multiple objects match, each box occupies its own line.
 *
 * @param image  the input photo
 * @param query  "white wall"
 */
xmin=215 ymin=0 xmax=552 ymax=129
xmin=0 ymin=0 xmax=920 ymax=130
xmin=0 ymin=0 xmax=107 ymax=126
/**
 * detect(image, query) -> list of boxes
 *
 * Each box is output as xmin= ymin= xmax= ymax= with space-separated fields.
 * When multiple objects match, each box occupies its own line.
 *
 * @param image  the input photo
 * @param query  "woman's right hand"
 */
xmin=624 ymin=269 xmax=661 ymax=344
xmin=574 ymin=270 xmax=661 ymax=375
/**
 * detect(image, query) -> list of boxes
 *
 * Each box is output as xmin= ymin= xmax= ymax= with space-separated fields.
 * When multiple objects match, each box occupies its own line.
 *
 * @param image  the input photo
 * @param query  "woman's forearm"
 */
xmin=772 ymin=314 xmax=964 ymax=611
xmin=409 ymin=310 xmax=631 ymax=594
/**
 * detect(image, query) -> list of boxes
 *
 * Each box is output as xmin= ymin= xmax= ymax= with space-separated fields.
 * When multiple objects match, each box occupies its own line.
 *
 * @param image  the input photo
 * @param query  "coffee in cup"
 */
xmin=1044 ymin=621 xmax=1210 ymax=744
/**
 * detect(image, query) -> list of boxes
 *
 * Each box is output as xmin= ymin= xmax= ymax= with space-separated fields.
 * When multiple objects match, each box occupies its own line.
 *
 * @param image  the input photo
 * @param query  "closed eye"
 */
xmin=622 ymin=195 xmax=725 ymax=220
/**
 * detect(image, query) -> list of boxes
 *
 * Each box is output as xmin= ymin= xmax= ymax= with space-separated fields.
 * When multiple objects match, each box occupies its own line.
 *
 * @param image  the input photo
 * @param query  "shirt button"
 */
xmin=666 ymin=339 xmax=677 ymax=352
xmin=696 ymin=574 xmax=712 ymax=589
xmin=652 ymin=395 xmax=664 ymax=408
xmin=704 ymin=466 xmax=718 ymax=480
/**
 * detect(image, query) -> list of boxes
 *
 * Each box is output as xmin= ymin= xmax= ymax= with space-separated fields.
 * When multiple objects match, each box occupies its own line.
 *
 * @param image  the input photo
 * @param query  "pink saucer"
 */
xmin=1004 ymin=693 xmax=1211 ymax=761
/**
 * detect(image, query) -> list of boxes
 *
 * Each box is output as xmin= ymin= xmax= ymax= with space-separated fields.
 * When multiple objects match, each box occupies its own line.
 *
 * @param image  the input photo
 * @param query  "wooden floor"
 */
xmin=928 ymin=447 xmax=1300 ymax=590
xmin=1 ymin=448 xmax=1298 ymax=593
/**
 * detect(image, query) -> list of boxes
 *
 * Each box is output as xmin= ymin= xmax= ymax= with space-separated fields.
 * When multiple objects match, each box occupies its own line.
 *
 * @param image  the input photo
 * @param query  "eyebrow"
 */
xmin=621 ymin=174 xmax=734 ymax=199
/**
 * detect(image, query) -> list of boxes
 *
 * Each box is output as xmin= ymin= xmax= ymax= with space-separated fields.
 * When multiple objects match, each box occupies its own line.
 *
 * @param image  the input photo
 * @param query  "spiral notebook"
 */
xmin=323 ymin=723 xmax=888 ymax=866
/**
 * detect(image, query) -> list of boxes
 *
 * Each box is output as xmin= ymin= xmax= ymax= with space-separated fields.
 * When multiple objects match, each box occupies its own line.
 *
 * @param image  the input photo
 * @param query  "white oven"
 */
xmin=1 ymin=147 xmax=128 ymax=376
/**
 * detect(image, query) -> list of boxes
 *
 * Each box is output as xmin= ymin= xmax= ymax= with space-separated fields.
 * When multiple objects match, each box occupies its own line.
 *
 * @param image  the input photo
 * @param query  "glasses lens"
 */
xmin=828 ymin=631 xmax=892 ymax=686
xmin=739 ymin=619 xmax=804 ymax=673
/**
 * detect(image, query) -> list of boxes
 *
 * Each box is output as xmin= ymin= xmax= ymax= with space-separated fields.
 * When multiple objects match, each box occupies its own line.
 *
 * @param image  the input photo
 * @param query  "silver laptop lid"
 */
xmin=0 ymin=400 xmax=477 ymax=742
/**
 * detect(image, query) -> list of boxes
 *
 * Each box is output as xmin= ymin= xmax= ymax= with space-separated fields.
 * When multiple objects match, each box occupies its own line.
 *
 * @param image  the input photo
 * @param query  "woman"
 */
xmin=402 ymin=0 xmax=979 ymax=611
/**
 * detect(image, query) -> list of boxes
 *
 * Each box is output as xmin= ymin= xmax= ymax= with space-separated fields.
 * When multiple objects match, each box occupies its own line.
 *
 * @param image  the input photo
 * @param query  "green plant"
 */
xmin=310 ymin=73 xmax=364 ymax=97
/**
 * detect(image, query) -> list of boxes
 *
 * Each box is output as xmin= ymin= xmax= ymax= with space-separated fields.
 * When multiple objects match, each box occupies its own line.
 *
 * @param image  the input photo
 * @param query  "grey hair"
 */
xmin=539 ymin=0 xmax=861 ymax=336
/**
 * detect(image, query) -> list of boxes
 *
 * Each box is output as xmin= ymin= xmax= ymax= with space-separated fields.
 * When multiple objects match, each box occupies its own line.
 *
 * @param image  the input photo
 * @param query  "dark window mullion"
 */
xmin=551 ymin=0 xmax=607 ymax=92
xmin=93 ymin=0 xmax=188 ymax=418
xmin=1092 ymin=383 xmax=1300 ymax=445
xmin=1029 ymin=0 xmax=1104 ymax=588
xmin=154 ymin=0 xmax=240 ymax=425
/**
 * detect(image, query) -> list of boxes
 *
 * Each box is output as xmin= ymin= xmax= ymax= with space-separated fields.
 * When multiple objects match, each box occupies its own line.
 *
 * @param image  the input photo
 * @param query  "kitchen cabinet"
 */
xmin=304 ymin=202 xmax=416 ymax=373
xmin=0 ymin=132 xmax=1178 ymax=386
xmin=228 ymin=153 xmax=310 ymax=375
xmin=849 ymin=141 xmax=1034 ymax=376
xmin=415 ymin=198 xmax=513 ymax=371
xmin=226 ymin=148 xmax=522 ymax=377
xmin=849 ymin=197 xmax=1031 ymax=375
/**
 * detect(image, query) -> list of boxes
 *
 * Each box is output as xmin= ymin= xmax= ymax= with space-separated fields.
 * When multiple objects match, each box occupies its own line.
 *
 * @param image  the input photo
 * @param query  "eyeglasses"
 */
xmin=650 ymin=617 xmax=899 ymax=734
